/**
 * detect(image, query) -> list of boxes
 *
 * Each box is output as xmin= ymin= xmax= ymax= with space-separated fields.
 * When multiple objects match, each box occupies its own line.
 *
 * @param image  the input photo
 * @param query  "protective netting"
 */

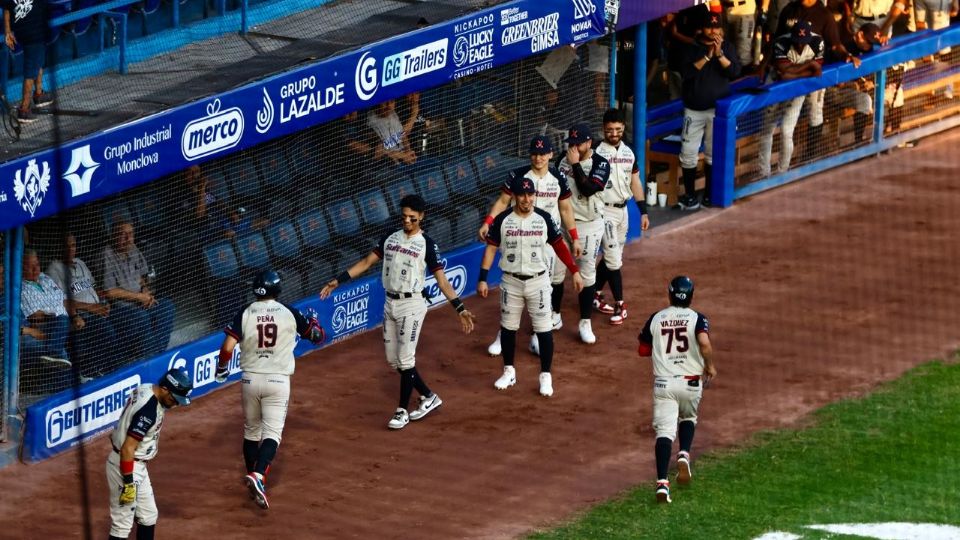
xmin=17 ymin=35 xmax=613 ymax=405
xmin=0 ymin=230 xmax=6 ymax=438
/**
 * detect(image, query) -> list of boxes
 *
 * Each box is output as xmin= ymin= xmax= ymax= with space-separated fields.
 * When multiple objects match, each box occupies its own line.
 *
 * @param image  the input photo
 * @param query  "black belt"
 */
xmin=606 ymin=201 xmax=628 ymax=208
xmin=506 ymin=270 xmax=547 ymax=281
xmin=857 ymin=14 xmax=880 ymax=20
xmin=386 ymin=291 xmax=418 ymax=300
xmin=723 ymin=0 xmax=747 ymax=7
xmin=112 ymin=445 xmax=145 ymax=461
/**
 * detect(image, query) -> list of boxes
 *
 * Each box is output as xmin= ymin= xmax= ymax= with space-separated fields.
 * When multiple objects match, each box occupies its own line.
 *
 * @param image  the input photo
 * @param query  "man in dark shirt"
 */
xmin=677 ymin=12 xmax=742 ymax=210
xmin=828 ymin=23 xmax=884 ymax=143
xmin=2 ymin=0 xmax=53 ymax=123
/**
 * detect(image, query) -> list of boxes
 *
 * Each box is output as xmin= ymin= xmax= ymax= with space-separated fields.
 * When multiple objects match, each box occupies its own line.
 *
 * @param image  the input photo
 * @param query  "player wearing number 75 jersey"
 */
xmin=637 ymin=276 xmax=717 ymax=504
xmin=214 ymin=270 xmax=325 ymax=510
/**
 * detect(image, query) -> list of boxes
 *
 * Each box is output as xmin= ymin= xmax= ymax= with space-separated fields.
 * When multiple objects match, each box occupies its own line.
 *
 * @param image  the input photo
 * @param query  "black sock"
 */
xmin=703 ymin=163 xmax=712 ymax=198
xmin=501 ymin=327 xmax=517 ymax=367
xmin=110 ymin=536 xmax=126 ymax=540
xmin=655 ymin=437 xmax=673 ymax=480
xmin=399 ymin=368 xmax=415 ymax=409
xmin=409 ymin=367 xmax=432 ymax=398
xmin=681 ymin=167 xmax=697 ymax=200
xmin=255 ymin=438 xmax=279 ymax=476
xmin=551 ymin=283 xmax=564 ymax=313
xmin=595 ymin=260 xmax=609 ymax=293
xmin=136 ymin=524 xmax=155 ymax=540
xmin=678 ymin=420 xmax=696 ymax=454
xmin=536 ymin=331 xmax=553 ymax=373
xmin=243 ymin=438 xmax=259 ymax=474
xmin=578 ymin=285 xmax=596 ymax=319
xmin=609 ymin=269 xmax=623 ymax=302
xmin=854 ymin=112 xmax=869 ymax=142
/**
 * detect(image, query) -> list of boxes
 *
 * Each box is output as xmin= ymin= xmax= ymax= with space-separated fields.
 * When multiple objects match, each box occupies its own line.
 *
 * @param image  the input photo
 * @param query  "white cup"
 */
xmin=658 ymin=193 xmax=668 ymax=207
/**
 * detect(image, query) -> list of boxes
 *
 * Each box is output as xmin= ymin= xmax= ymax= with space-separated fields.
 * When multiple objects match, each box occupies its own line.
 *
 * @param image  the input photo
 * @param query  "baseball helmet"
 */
xmin=252 ymin=269 xmax=282 ymax=299
xmin=668 ymin=275 xmax=695 ymax=308
xmin=159 ymin=368 xmax=193 ymax=406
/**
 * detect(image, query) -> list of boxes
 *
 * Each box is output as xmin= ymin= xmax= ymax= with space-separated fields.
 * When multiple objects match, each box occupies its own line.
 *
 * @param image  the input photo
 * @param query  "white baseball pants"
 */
xmin=106 ymin=451 xmax=158 ymax=537
xmin=498 ymin=273 xmax=553 ymax=333
xmin=382 ymin=296 xmax=428 ymax=370
xmin=575 ymin=218 xmax=605 ymax=287
xmin=242 ymin=372 xmax=290 ymax=443
xmin=680 ymin=107 xmax=715 ymax=170
xmin=601 ymin=204 xmax=629 ymax=271
xmin=652 ymin=375 xmax=704 ymax=441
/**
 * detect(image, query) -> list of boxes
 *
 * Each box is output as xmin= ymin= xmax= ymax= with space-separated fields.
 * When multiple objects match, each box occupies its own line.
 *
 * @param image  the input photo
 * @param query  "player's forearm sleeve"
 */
xmin=550 ymin=237 xmax=579 ymax=274
xmin=571 ymin=163 xmax=605 ymax=197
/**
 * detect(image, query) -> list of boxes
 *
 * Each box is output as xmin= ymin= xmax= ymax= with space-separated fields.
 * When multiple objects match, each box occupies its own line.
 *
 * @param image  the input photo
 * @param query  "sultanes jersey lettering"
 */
xmin=375 ymin=231 xmax=443 ymax=294
xmin=487 ymin=207 xmax=563 ymax=275
xmin=226 ymin=299 xmax=310 ymax=376
xmin=640 ymin=306 xmax=710 ymax=377
xmin=595 ymin=141 xmax=639 ymax=204
xmin=501 ymin=165 xmax=571 ymax=221
xmin=110 ymin=384 xmax=166 ymax=461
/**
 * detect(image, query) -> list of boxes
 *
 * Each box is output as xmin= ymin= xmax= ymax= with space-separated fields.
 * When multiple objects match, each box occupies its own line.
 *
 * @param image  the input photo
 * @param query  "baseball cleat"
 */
xmin=409 ymin=393 xmax=442 ymax=421
xmin=610 ymin=302 xmax=628 ymax=325
xmin=245 ymin=473 xmax=269 ymax=509
xmin=529 ymin=334 xmax=540 ymax=356
xmin=551 ymin=311 xmax=563 ymax=330
xmin=578 ymin=319 xmax=597 ymax=344
xmin=388 ymin=408 xmax=409 ymax=430
xmin=538 ymin=372 xmax=553 ymax=397
xmin=487 ymin=331 xmax=502 ymax=356
xmin=656 ymin=480 xmax=672 ymax=504
xmin=677 ymin=452 xmax=692 ymax=484
xmin=593 ymin=293 xmax=615 ymax=314
xmin=494 ymin=366 xmax=516 ymax=390
xmin=678 ymin=195 xmax=701 ymax=211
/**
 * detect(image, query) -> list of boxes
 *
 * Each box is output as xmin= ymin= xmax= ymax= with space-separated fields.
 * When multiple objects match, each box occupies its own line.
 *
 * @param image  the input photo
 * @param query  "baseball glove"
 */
xmin=119 ymin=482 xmax=136 ymax=505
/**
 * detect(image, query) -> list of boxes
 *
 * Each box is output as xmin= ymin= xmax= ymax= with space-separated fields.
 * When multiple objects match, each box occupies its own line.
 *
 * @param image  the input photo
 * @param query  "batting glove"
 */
xmin=215 ymin=363 xmax=229 ymax=384
xmin=119 ymin=482 xmax=136 ymax=505
xmin=305 ymin=308 xmax=325 ymax=345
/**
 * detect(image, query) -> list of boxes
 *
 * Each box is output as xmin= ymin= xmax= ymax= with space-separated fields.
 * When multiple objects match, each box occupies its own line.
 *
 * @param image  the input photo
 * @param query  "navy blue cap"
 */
xmin=510 ymin=176 xmax=537 ymax=195
xmin=529 ymin=135 xmax=553 ymax=155
xmin=565 ymin=123 xmax=593 ymax=144
xmin=791 ymin=20 xmax=813 ymax=45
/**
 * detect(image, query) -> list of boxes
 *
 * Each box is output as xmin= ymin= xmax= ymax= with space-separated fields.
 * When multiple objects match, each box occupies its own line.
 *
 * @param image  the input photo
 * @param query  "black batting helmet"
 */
xmin=668 ymin=276 xmax=695 ymax=308
xmin=252 ymin=270 xmax=282 ymax=299
xmin=159 ymin=368 xmax=193 ymax=406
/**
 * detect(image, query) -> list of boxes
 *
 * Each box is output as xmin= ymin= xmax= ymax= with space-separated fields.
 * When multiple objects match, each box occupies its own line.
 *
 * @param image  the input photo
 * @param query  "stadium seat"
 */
xmin=454 ymin=204 xmax=481 ymax=246
xmin=142 ymin=0 xmax=175 ymax=35
xmin=179 ymin=0 xmax=208 ymax=25
xmin=443 ymin=158 xmax=486 ymax=211
xmin=326 ymin=199 xmax=362 ymax=239
xmin=202 ymin=240 xmax=245 ymax=326
xmin=414 ymin=166 xmax=451 ymax=209
xmin=227 ymin=153 xmax=263 ymax=209
xmin=70 ymin=0 xmax=103 ymax=59
xmin=235 ymin=232 xmax=302 ymax=300
xmin=356 ymin=189 xmax=392 ymax=233
xmin=205 ymin=168 xmax=233 ymax=208
xmin=425 ymin=216 xmax=453 ymax=248
xmin=295 ymin=210 xmax=333 ymax=256
xmin=264 ymin=221 xmax=320 ymax=297
xmin=256 ymin=144 xmax=293 ymax=190
xmin=134 ymin=183 xmax=167 ymax=237
xmin=384 ymin=176 xmax=420 ymax=215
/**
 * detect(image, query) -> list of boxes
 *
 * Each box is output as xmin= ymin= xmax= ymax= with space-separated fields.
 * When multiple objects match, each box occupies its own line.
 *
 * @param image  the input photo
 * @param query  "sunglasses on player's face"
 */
xmin=399 ymin=214 xmax=420 ymax=223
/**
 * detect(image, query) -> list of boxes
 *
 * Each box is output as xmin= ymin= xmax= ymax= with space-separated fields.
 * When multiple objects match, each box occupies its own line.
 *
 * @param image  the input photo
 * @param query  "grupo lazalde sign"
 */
xmin=0 ymin=0 xmax=606 ymax=232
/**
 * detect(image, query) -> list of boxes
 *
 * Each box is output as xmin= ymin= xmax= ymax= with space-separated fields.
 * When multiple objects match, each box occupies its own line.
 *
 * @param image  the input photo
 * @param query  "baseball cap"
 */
xmin=529 ymin=135 xmax=553 ymax=155
xmin=859 ymin=23 xmax=883 ymax=45
xmin=159 ymin=368 xmax=193 ymax=406
xmin=791 ymin=20 xmax=814 ymax=45
xmin=564 ymin=123 xmax=593 ymax=144
xmin=703 ymin=12 xmax=723 ymax=29
xmin=510 ymin=176 xmax=537 ymax=195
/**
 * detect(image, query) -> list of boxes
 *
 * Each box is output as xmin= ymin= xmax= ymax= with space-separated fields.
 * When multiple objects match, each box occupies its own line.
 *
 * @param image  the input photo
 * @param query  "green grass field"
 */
xmin=532 ymin=359 xmax=960 ymax=540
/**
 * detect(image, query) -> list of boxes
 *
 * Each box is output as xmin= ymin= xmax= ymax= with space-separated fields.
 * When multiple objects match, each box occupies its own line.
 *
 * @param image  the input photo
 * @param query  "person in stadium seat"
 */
xmin=2 ymin=0 xmax=54 ymax=123
xmin=47 ymin=233 xmax=125 ymax=375
xmin=367 ymin=97 xmax=419 ymax=166
xmin=101 ymin=221 xmax=175 ymax=359
xmin=19 ymin=249 xmax=72 ymax=370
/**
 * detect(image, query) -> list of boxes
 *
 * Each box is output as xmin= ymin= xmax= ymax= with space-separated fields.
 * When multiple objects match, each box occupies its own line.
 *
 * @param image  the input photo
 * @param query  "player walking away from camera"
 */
xmin=479 ymin=135 xmax=581 ymax=357
xmin=477 ymin=176 xmax=583 ymax=397
xmin=214 ymin=270 xmax=325 ymax=510
xmin=321 ymin=195 xmax=475 ymax=429
xmin=557 ymin=123 xmax=611 ymax=345
xmin=637 ymin=276 xmax=716 ymax=504
xmin=107 ymin=368 xmax=193 ymax=540
xmin=593 ymin=108 xmax=650 ymax=325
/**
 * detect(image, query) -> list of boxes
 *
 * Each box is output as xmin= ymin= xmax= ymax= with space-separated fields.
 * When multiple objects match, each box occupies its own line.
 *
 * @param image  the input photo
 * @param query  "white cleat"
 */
xmin=409 ymin=393 xmax=442 ymax=421
xmin=578 ymin=319 xmax=597 ymax=344
xmin=494 ymin=366 xmax=516 ymax=390
xmin=529 ymin=334 xmax=540 ymax=356
xmin=538 ymin=372 xmax=553 ymax=397
xmin=677 ymin=452 xmax=692 ymax=484
xmin=551 ymin=311 xmax=563 ymax=330
xmin=387 ymin=408 xmax=409 ymax=430
xmin=487 ymin=331 xmax=502 ymax=356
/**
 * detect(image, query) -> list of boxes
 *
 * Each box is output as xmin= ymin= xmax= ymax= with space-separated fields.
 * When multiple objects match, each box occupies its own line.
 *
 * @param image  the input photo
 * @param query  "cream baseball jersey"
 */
xmin=558 ymin=153 xmax=611 ymax=222
xmin=501 ymin=165 xmax=572 ymax=221
xmin=110 ymin=384 xmax=167 ymax=461
xmin=225 ymin=299 xmax=309 ymax=376
xmin=375 ymin=230 xmax=444 ymax=294
xmin=595 ymin=141 xmax=639 ymax=204
xmin=640 ymin=306 xmax=711 ymax=377
xmin=487 ymin=207 xmax=564 ymax=275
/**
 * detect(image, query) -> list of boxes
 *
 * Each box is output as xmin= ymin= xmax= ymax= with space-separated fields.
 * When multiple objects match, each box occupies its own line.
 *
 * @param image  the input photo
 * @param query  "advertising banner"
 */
xmin=0 ymin=0 xmax=608 ymax=232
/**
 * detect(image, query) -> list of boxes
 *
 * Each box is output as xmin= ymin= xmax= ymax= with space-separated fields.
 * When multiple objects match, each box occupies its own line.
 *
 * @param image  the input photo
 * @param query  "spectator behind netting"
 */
xmin=722 ymin=0 xmax=770 ymax=69
xmin=677 ymin=12 xmax=741 ymax=210
xmin=851 ymin=0 xmax=906 ymax=39
xmin=827 ymin=22 xmax=885 ymax=143
xmin=2 ymin=0 xmax=54 ymax=124
xmin=47 ymin=233 xmax=125 ymax=375
xmin=664 ymin=5 xmax=711 ymax=100
xmin=758 ymin=20 xmax=825 ymax=178
xmin=101 ymin=221 xmax=175 ymax=359
xmin=19 ymin=249 xmax=71 ymax=370
xmin=367 ymin=97 xmax=418 ymax=166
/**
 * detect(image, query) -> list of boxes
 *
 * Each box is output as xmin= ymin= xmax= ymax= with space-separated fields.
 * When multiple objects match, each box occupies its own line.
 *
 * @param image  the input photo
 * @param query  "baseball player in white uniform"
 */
xmin=637 ymin=276 xmax=717 ymax=504
xmin=852 ymin=0 xmax=907 ymax=36
xmin=478 ymin=176 xmax=583 ymax=397
xmin=214 ymin=270 xmax=325 ymax=510
xmin=557 ymin=122 xmax=611 ymax=345
xmin=106 ymin=368 xmax=193 ymax=540
xmin=723 ymin=0 xmax=770 ymax=66
xmin=479 ymin=135 xmax=581 ymax=357
xmin=322 ymin=195 xmax=475 ymax=429
xmin=593 ymin=108 xmax=650 ymax=325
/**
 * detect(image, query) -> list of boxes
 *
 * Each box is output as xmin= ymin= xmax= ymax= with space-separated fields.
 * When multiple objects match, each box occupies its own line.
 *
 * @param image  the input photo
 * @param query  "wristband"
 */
xmin=450 ymin=297 xmax=466 ymax=313
xmin=478 ymin=268 xmax=489 ymax=282
xmin=121 ymin=459 xmax=134 ymax=477
xmin=568 ymin=228 xmax=579 ymax=240
xmin=635 ymin=198 xmax=647 ymax=215
xmin=336 ymin=270 xmax=351 ymax=284
xmin=484 ymin=215 xmax=495 ymax=226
